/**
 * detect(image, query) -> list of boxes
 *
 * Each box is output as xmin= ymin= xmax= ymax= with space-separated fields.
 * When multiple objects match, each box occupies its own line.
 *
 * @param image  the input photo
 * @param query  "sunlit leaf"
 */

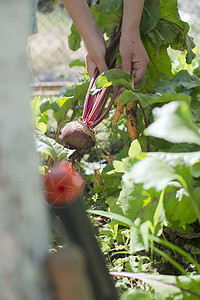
xmin=34 ymin=129 xmax=71 ymax=162
xmin=145 ymin=101 xmax=200 ymax=145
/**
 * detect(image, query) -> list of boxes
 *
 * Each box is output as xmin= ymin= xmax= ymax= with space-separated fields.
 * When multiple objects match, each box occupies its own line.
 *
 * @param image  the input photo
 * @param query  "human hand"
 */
xmin=84 ymin=31 xmax=108 ymax=79
xmin=119 ymin=32 xmax=149 ymax=87
xmin=61 ymin=0 xmax=108 ymax=79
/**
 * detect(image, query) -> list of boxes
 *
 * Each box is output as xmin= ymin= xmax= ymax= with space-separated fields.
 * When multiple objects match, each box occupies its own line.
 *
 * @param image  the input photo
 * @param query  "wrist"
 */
xmin=121 ymin=0 xmax=144 ymax=38
xmin=120 ymin=29 xmax=141 ymax=42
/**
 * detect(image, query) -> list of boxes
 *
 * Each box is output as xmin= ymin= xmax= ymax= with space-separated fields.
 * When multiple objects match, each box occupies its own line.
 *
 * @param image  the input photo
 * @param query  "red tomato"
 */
xmin=43 ymin=162 xmax=84 ymax=207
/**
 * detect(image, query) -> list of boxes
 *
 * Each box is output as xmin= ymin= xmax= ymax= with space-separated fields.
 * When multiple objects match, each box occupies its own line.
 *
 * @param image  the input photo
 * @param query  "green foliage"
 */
xmin=90 ymin=69 xmax=133 ymax=92
xmin=144 ymin=101 xmax=200 ymax=144
xmin=30 ymin=1 xmax=200 ymax=299
xmin=35 ymin=129 xmax=72 ymax=163
xmin=68 ymin=0 xmax=195 ymax=92
xmin=119 ymin=273 xmax=200 ymax=300
xmin=68 ymin=23 xmax=81 ymax=51
xmin=96 ymin=100 xmax=200 ymax=232
xmin=30 ymin=97 xmax=47 ymax=133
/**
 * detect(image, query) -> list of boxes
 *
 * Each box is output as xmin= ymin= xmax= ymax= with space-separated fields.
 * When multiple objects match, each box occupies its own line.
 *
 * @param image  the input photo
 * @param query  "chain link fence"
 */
xmin=28 ymin=0 xmax=85 ymax=95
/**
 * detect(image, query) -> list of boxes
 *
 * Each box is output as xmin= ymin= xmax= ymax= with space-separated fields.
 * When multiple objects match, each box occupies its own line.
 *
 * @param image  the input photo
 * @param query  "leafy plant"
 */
xmin=68 ymin=0 xmax=195 ymax=92
xmin=30 ymin=1 xmax=200 ymax=299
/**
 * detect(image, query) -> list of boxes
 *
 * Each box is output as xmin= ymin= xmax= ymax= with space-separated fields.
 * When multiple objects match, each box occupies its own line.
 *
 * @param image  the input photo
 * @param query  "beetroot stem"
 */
xmin=82 ymin=69 xmax=99 ymax=120
xmin=82 ymin=22 xmax=121 ymax=127
xmin=92 ymin=88 xmax=111 ymax=122
xmin=91 ymin=85 xmax=120 ymax=128
xmin=84 ymin=87 xmax=109 ymax=124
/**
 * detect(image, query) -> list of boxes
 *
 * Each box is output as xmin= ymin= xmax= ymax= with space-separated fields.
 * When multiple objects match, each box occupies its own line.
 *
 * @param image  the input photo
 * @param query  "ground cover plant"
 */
xmin=31 ymin=0 xmax=200 ymax=298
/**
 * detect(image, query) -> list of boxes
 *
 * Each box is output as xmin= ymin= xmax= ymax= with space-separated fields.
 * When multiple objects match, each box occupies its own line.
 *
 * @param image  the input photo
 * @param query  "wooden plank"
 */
xmin=30 ymin=81 xmax=68 ymax=97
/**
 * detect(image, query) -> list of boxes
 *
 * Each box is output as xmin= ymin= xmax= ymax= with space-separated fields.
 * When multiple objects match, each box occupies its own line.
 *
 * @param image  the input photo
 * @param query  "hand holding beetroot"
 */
xmin=62 ymin=0 xmax=149 ymax=83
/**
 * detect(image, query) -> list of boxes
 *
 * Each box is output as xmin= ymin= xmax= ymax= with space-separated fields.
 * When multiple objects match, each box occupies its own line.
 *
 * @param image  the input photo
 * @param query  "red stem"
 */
xmin=84 ymin=88 xmax=109 ymax=124
xmin=82 ymin=69 xmax=99 ymax=119
xmin=91 ymin=86 xmax=120 ymax=128
xmin=82 ymin=22 xmax=122 ymax=127
xmin=92 ymin=88 xmax=111 ymax=122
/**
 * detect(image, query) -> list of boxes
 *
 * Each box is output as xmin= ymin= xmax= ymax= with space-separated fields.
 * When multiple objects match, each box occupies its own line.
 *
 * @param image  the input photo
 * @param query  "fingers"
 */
xmin=85 ymin=53 xmax=108 ymax=80
xmin=85 ymin=55 xmax=96 ymax=80
xmin=132 ymin=59 xmax=149 ymax=85
xmin=121 ymin=54 xmax=146 ymax=86
xmin=120 ymin=36 xmax=149 ymax=87
xmin=97 ymin=60 xmax=108 ymax=76
xmin=121 ymin=52 xmax=132 ymax=76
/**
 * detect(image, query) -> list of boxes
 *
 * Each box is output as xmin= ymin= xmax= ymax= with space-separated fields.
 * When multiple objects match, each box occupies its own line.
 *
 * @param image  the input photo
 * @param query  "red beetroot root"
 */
xmin=61 ymin=120 xmax=96 ymax=150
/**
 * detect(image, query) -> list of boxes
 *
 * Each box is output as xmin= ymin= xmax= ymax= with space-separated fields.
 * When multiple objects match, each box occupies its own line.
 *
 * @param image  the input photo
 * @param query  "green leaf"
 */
xmin=119 ymin=90 xmax=135 ymax=105
xmin=56 ymin=97 xmax=74 ymax=111
xmin=30 ymin=97 xmax=47 ymax=133
xmin=117 ymin=273 xmax=200 ymax=300
xmin=61 ymin=82 xmax=89 ymax=99
xmin=107 ymin=196 xmax=123 ymax=216
xmin=142 ymin=44 xmax=173 ymax=92
xmin=149 ymin=151 xmax=200 ymax=168
xmin=40 ymin=98 xmax=50 ymax=113
xmin=87 ymin=209 xmax=135 ymax=228
xmin=191 ymin=162 xmax=200 ymax=178
xmin=172 ymin=70 xmax=200 ymax=90
xmin=122 ymin=151 xmax=200 ymax=226
xmin=126 ymin=156 xmax=178 ymax=192
xmin=68 ymin=23 xmax=81 ymax=51
xmin=120 ymin=290 xmax=153 ymax=300
xmin=128 ymin=140 xmax=142 ymax=158
xmin=122 ymin=92 xmax=191 ymax=108
xmin=140 ymin=221 xmax=149 ymax=252
xmin=185 ymin=35 xmax=196 ymax=64
xmin=69 ymin=59 xmax=85 ymax=68
xmin=130 ymin=219 xmax=147 ymax=253
xmin=145 ymin=101 xmax=200 ymax=145
xmin=90 ymin=69 xmax=132 ymax=94
xmin=117 ymin=181 xmax=165 ymax=241
xmin=134 ymin=273 xmax=200 ymax=300
xmin=90 ymin=0 xmax=122 ymax=35
xmin=98 ymin=163 xmax=123 ymax=196
xmin=34 ymin=129 xmax=71 ymax=162
xmin=153 ymin=190 xmax=165 ymax=233
xmin=117 ymin=184 xmax=147 ymax=220
xmin=147 ymin=29 xmax=164 ymax=48
xmin=154 ymin=80 xmax=178 ymax=94
xmin=156 ymin=23 xmax=178 ymax=44
xmin=113 ymin=160 xmax=126 ymax=173
xmin=56 ymin=83 xmax=89 ymax=124
xmin=141 ymin=0 xmax=161 ymax=35
xmin=191 ymin=246 xmax=200 ymax=255
xmin=164 ymin=188 xmax=200 ymax=226
xmin=35 ymin=129 xmax=57 ymax=161
xmin=50 ymin=101 xmax=61 ymax=113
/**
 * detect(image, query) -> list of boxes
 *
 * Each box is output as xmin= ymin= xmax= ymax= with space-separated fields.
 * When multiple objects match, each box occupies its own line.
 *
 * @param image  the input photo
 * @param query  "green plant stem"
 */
xmin=150 ymin=190 xmax=165 ymax=263
xmin=151 ymin=236 xmax=200 ymax=274
xmin=153 ymin=246 xmax=187 ymax=275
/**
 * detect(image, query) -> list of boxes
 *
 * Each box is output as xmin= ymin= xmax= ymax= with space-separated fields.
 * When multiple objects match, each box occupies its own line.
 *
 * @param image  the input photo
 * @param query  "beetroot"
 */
xmin=61 ymin=26 xmax=121 ymax=151
xmin=61 ymin=120 xmax=95 ymax=150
